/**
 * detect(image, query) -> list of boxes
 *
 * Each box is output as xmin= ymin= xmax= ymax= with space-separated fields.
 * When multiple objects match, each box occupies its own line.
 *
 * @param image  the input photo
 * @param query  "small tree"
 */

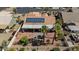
xmin=13 ymin=8 xmax=16 ymax=14
xmin=19 ymin=36 xmax=29 ymax=46
xmin=56 ymin=19 xmax=62 ymax=26
xmin=55 ymin=22 xmax=64 ymax=40
xmin=41 ymin=25 xmax=48 ymax=33
xmin=41 ymin=25 xmax=48 ymax=42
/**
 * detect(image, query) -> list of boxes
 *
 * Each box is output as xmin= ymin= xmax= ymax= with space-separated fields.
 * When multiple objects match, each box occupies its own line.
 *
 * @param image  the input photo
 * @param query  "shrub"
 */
xmin=8 ymin=48 xmax=16 ymax=51
xmin=19 ymin=48 xmax=25 ymax=51
xmin=32 ymin=48 xmax=36 ymax=51
xmin=50 ymin=47 xmax=60 ymax=51
xmin=19 ymin=36 xmax=29 ymax=46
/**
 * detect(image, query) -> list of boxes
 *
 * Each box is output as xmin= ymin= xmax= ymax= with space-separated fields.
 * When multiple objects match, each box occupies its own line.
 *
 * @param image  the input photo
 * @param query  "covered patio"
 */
xmin=21 ymin=24 xmax=54 ymax=32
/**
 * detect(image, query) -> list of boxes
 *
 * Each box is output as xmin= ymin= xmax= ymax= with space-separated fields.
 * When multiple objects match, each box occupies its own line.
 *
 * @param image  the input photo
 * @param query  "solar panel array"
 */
xmin=16 ymin=7 xmax=43 ymax=13
xmin=26 ymin=18 xmax=45 ymax=22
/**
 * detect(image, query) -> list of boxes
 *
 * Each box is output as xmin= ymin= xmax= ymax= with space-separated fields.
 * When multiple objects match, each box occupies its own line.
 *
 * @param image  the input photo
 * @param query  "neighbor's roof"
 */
xmin=0 ymin=25 xmax=7 ymax=29
xmin=16 ymin=7 xmax=43 ymax=13
xmin=0 ymin=33 xmax=12 ymax=46
xmin=62 ymin=12 xmax=79 ymax=23
xmin=0 ymin=11 xmax=12 ymax=29
xmin=68 ymin=25 xmax=79 ymax=31
xmin=0 ymin=11 xmax=12 ymax=25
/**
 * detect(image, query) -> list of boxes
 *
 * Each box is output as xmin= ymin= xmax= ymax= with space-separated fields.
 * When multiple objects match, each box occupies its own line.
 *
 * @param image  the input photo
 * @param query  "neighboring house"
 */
xmin=16 ymin=7 xmax=43 ymax=14
xmin=0 ymin=11 xmax=15 ymax=50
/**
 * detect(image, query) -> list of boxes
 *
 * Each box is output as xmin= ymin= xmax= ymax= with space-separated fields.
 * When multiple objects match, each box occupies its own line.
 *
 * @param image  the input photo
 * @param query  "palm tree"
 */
xmin=16 ymin=16 xmax=22 ymax=24
xmin=41 ymin=25 xmax=48 ymax=43
xmin=55 ymin=22 xmax=64 ymax=40
xmin=13 ymin=8 xmax=16 ymax=14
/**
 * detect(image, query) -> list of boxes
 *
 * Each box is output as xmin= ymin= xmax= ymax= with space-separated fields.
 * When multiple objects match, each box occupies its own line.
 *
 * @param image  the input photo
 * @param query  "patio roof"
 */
xmin=22 ymin=24 xmax=53 ymax=29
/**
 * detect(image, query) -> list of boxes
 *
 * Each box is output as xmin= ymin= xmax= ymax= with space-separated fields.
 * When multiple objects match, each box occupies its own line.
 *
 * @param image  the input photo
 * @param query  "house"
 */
xmin=21 ymin=12 xmax=55 ymax=31
xmin=14 ymin=12 xmax=55 ymax=45
xmin=16 ymin=7 xmax=43 ymax=14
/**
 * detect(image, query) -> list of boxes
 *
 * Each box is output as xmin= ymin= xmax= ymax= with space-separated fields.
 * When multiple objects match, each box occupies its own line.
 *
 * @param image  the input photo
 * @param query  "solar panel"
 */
xmin=26 ymin=18 xmax=45 ymax=22
xmin=16 ymin=7 xmax=43 ymax=13
xmin=16 ymin=7 xmax=28 ymax=13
